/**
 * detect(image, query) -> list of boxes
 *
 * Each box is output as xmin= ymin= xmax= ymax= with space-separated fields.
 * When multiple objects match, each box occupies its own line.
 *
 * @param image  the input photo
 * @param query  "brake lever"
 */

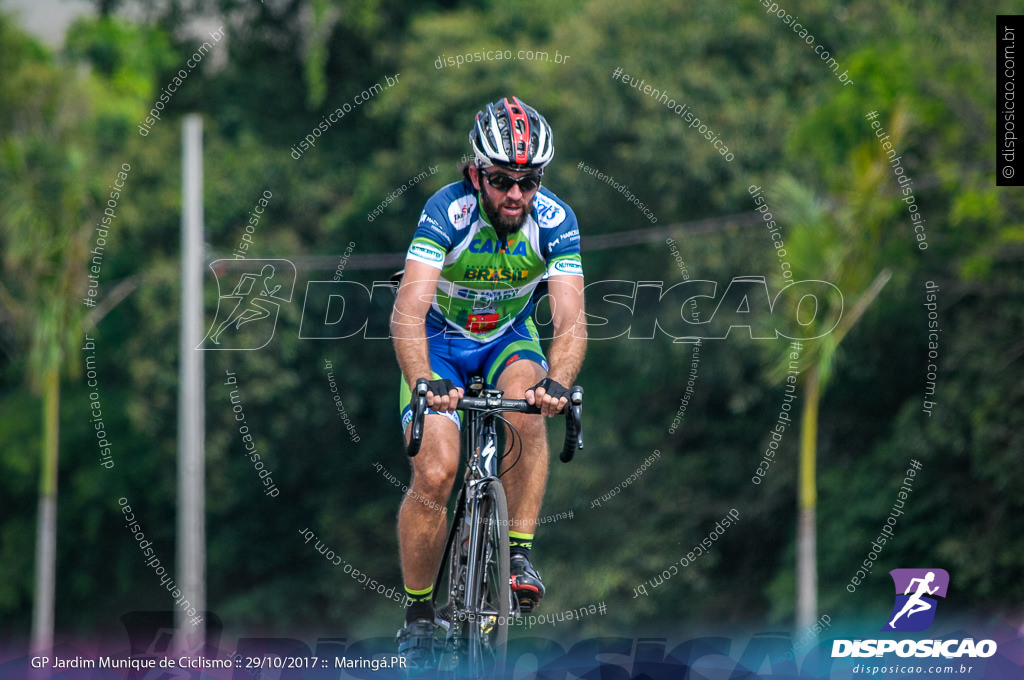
xmin=406 ymin=379 xmax=429 ymax=457
xmin=559 ymin=386 xmax=584 ymax=463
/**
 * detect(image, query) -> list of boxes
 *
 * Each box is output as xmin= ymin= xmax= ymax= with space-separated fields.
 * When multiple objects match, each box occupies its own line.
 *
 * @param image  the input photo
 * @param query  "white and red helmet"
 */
xmin=470 ymin=96 xmax=554 ymax=171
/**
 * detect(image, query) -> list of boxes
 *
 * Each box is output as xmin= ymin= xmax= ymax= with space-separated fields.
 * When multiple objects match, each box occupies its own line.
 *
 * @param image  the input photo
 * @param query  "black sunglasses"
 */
xmin=479 ymin=168 xmax=543 ymax=192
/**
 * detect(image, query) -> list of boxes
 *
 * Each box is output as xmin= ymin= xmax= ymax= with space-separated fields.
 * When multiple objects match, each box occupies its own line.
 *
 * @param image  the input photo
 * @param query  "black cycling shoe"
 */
xmin=396 ymin=618 xmax=437 ymax=676
xmin=510 ymin=554 xmax=545 ymax=612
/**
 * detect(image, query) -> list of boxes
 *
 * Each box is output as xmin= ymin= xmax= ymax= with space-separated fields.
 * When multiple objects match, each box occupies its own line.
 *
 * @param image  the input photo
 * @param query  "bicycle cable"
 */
xmin=489 ymin=411 xmax=525 ymax=479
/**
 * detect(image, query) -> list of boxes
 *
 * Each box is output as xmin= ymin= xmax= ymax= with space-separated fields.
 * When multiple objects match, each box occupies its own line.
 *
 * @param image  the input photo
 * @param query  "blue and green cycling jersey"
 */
xmin=405 ymin=179 xmax=583 ymax=342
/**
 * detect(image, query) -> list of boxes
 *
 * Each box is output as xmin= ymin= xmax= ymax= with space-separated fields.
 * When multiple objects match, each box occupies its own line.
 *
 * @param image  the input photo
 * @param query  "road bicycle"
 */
xmin=405 ymin=376 xmax=583 ymax=677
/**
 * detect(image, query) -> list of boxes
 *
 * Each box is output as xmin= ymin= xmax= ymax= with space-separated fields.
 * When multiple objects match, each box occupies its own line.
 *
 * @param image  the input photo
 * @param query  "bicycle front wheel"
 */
xmin=464 ymin=478 xmax=510 ymax=676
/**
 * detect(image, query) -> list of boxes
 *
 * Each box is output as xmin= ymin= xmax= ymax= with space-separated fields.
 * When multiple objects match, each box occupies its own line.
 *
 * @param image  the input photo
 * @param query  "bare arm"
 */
xmin=390 ymin=259 xmax=461 ymax=411
xmin=527 ymin=273 xmax=587 ymax=417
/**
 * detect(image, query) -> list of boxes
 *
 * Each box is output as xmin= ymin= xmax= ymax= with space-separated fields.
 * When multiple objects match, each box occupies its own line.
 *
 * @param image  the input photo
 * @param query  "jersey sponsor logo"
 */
xmin=468 ymin=238 xmax=528 ymax=256
xmin=409 ymin=242 xmax=444 ymax=263
xmin=551 ymin=258 xmax=583 ymax=275
xmin=463 ymin=266 xmax=530 ymax=282
xmin=533 ymin=193 xmax=565 ymax=225
xmin=418 ymin=211 xmax=440 ymax=228
xmin=549 ymin=228 xmax=580 ymax=248
xmin=448 ymin=195 xmax=476 ymax=228
xmin=456 ymin=287 xmax=520 ymax=303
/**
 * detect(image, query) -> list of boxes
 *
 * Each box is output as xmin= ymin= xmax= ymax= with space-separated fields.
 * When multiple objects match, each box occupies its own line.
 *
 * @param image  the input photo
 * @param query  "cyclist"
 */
xmin=391 ymin=96 xmax=587 ymax=670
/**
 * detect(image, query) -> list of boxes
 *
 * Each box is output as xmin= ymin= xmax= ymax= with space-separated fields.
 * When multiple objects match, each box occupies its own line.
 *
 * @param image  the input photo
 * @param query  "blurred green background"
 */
xmin=0 ymin=0 xmax=1020 ymax=654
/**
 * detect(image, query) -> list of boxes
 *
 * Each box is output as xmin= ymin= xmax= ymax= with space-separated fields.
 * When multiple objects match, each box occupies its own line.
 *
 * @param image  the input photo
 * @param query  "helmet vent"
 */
xmin=469 ymin=96 xmax=554 ymax=170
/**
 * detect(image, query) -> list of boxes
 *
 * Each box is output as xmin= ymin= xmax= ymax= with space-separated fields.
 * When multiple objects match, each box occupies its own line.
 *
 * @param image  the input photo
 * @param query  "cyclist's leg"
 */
xmin=397 ymin=369 xmax=463 ymax=620
xmin=492 ymin=358 xmax=549 ymax=532
xmin=486 ymin=320 xmax=550 ymax=608
xmin=395 ymin=372 xmax=462 ymax=673
xmin=485 ymin=318 xmax=550 ymax=532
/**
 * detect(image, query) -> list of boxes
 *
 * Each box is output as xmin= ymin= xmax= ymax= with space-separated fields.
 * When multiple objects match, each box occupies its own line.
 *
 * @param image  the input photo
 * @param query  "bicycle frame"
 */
xmin=462 ymin=387 xmax=505 ymax=618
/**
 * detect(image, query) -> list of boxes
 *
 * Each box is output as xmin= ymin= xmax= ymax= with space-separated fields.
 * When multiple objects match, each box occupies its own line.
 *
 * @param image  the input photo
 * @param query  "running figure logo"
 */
xmin=198 ymin=259 xmax=296 ymax=350
xmin=882 ymin=568 xmax=949 ymax=632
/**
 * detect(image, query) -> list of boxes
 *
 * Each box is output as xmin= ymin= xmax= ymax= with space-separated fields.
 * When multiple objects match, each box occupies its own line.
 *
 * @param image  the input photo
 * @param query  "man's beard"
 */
xmin=479 ymin=186 xmax=529 ymax=238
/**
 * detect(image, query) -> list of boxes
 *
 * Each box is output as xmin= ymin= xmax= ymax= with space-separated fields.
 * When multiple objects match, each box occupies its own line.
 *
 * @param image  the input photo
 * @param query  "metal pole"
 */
xmin=177 ymin=114 xmax=206 ymax=654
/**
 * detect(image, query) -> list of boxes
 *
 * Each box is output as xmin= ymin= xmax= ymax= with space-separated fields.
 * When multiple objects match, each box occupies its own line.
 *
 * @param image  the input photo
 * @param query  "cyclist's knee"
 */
xmin=519 ymin=419 xmax=549 ymax=450
xmin=409 ymin=417 xmax=459 ymax=498
xmin=411 ymin=455 xmax=457 ymax=500
xmin=495 ymin=360 xmax=546 ymax=398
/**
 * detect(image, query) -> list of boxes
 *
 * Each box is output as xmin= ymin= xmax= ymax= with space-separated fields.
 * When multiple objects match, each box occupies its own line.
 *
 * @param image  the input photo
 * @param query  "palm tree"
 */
xmin=0 ymin=20 xmax=98 ymax=651
xmin=0 ymin=145 xmax=95 ymax=653
xmin=767 ymin=104 xmax=914 ymax=629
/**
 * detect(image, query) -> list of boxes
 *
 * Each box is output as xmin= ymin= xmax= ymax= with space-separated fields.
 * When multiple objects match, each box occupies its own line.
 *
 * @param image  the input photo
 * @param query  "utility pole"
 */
xmin=177 ymin=113 xmax=206 ymax=654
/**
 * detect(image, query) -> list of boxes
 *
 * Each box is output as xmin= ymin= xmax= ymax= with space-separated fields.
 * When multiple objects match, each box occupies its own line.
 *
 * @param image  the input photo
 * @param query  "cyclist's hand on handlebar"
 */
xmin=422 ymin=378 xmax=463 ymax=413
xmin=526 ymin=377 xmax=570 ymax=418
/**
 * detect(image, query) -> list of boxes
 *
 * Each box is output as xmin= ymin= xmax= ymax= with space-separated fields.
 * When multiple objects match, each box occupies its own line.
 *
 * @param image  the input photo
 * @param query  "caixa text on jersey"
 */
xmin=294 ymin=277 xmax=844 ymax=341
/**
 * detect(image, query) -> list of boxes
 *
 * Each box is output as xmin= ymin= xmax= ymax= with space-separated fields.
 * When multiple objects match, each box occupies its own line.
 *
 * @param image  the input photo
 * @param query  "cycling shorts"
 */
xmin=399 ymin=317 xmax=548 ymax=431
